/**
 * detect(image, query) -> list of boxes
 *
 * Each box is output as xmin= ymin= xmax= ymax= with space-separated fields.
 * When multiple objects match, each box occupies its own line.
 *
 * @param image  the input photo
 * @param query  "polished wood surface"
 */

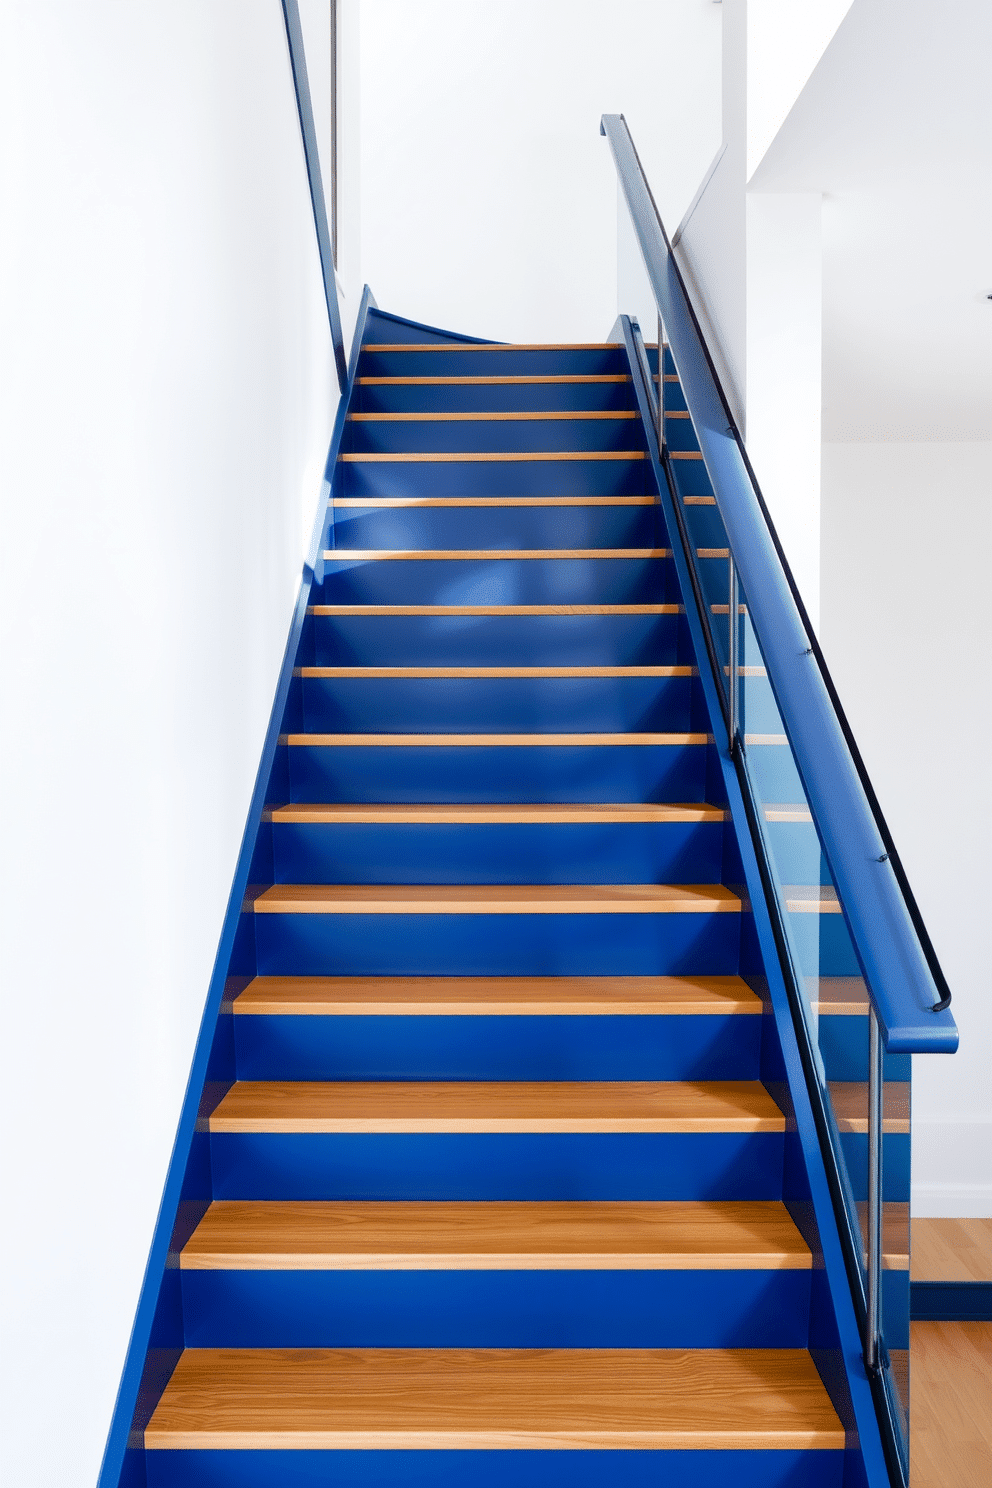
xmin=181 ymin=1199 xmax=810 ymax=1271
xmin=309 ymin=603 xmax=679 ymax=614
xmin=332 ymin=496 xmax=655 ymax=507
xmin=357 ymin=375 xmax=633 ymax=386
xmin=684 ymin=495 xmax=716 ymax=505
xmin=814 ymin=978 xmax=869 ymax=1015
xmin=320 ymin=547 xmax=670 ymax=560
xmin=669 ymin=451 xmax=703 ymax=460
xmin=207 ymin=1080 xmax=785 ymax=1134
xmin=279 ymin=732 xmax=712 ymax=746
xmin=251 ymin=883 xmax=743 ymax=916
xmin=913 ymin=1218 xmax=992 ymax=1281
xmin=348 ymin=411 xmax=639 ymax=422
xmin=697 ymin=548 xmax=730 ymax=559
xmin=338 ymin=451 xmax=648 ymax=463
xmin=784 ymin=886 xmax=842 ymax=914
xmin=266 ymin=802 xmax=727 ymax=825
xmin=828 ymin=1081 xmax=910 ymax=1133
xmin=297 ymin=665 xmax=695 ymax=680
xmin=145 ymin=1347 xmax=842 ymax=1450
xmin=912 ymin=1322 xmax=992 ymax=1486
xmin=231 ymin=973 xmax=763 ymax=1017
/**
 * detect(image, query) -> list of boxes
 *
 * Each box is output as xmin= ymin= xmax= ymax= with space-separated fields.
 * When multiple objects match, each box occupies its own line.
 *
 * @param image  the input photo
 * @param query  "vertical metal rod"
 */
xmin=656 ymin=314 xmax=665 ymax=453
xmin=866 ymin=1006 xmax=884 ymax=1372
xmin=728 ymin=556 xmax=739 ymax=753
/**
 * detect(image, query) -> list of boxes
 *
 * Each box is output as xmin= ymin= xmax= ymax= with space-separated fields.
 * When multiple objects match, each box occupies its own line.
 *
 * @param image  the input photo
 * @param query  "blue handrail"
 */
xmin=281 ymin=0 xmax=347 ymax=390
xmin=601 ymin=112 xmax=957 ymax=1056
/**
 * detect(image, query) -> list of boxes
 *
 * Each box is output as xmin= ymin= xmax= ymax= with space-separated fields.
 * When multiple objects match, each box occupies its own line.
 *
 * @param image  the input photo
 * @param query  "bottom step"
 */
xmin=146 ymin=1347 xmax=843 ymax=1450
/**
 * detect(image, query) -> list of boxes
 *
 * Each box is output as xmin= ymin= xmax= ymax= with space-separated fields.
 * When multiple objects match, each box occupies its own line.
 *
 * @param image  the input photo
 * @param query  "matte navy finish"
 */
xmin=309 ymin=610 xmax=687 ymax=667
xmin=252 ymin=908 xmax=743 ymax=978
xmin=181 ymin=1266 xmax=811 ymax=1348
xmin=911 ymin=1281 xmax=992 ymax=1321
xmin=209 ymin=1131 xmax=786 ymax=1201
xmin=298 ymin=675 xmax=701 ymax=733
xmin=356 ymin=347 xmax=630 ymax=377
xmin=269 ymin=819 xmax=725 ymax=885
xmin=330 ymin=501 xmax=662 ymax=550
xmin=355 ymin=380 xmax=638 ymax=413
xmin=344 ymin=413 xmax=646 ymax=455
xmin=318 ymin=553 xmax=674 ymax=605
xmin=146 ymin=1449 xmax=844 ymax=1488
xmin=287 ymin=741 xmax=711 ymax=805
xmin=233 ymin=1011 xmax=761 ymax=1081
xmin=338 ymin=454 xmax=650 ymax=501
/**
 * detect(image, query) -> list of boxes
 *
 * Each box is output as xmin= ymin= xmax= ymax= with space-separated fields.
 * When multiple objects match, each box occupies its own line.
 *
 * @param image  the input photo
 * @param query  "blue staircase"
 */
xmin=96 ymin=301 xmax=919 ymax=1488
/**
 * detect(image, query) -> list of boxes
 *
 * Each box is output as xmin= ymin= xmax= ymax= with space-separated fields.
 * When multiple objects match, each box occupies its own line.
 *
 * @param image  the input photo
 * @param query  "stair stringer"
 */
xmin=620 ymin=315 xmax=891 ymax=1488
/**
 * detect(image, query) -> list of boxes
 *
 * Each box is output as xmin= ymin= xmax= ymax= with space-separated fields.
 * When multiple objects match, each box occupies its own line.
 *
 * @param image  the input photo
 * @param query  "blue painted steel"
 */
xmin=95 ymin=287 xmax=379 ymax=1488
xmin=345 ymin=414 xmax=646 ymax=455
xmin=233 ymin=1012 xmax=761 ymax=1081
xmin=252 ymin=908 xmax=742 ymax=978
xmin=269 ymin=820 xmax=724 ymax=885
xmin=911 ymin=1281 xmax=992 ymax=1321
xmin=626 ymin=324 xmax=895 ymax=1485
xmin=338 ymin=454 xmax=650 ymax=500
xmin=356 ymin=380 xmax=638 ymax=413
xmin=298 ymin=676 xmax=701 ymax=733
xmin=209 ymin=1131 xmax=785 ymax=1201
xmin=318 ymin=553 xmax=675 ymax=605
xmin=279 ymin=0 xmax=346 ymax=389
xmin=309 ymin=611 xmax=684 ymax=666
xmin=145 ymin=1448 xmax=844 ymax=1488
xmin=817 ymin=1016 xmax=911 ymax=1083
xmin=287 ymin=740 xmax=711 ymax=805
xmin=356 ymin=347 xmax=629 ymax=376
xmin=329 ymin=502 xmax=662 ymax=550
xmin=602 ymin=112 xmax=956 ymax=1056
xmin=181 ymin=1267 xmax=810 ymax=1348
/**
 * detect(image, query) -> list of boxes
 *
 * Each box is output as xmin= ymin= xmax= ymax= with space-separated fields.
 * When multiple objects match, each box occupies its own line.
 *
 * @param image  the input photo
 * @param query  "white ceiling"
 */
xmin=750 ymin=0 xmax=992 ymax=441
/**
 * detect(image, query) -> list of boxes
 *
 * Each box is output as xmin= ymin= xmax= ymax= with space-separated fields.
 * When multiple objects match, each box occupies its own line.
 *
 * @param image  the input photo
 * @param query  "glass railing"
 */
xmin=602 ymin=111 xmax=956 ymax=1485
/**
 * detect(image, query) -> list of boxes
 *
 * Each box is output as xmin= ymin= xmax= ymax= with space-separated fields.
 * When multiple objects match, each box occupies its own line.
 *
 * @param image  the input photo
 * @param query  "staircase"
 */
xmin=113 ymin=308 xmax=868 ymax=1488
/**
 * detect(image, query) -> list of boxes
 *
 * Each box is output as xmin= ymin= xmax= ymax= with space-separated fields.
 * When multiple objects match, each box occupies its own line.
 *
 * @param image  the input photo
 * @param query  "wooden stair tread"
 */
xmin=279 ymin=732 xmax=712 ymax=746
xmin=251 ymin=883 xmax=742 ymax=915
xmin=332 ymin=496 xmax=655 ymax=507
xmin=309 ymin=602 xmax=679 ymax=614
xmin=339 ymin=451 xmax=648 ymax=463
xmin=357 ymin=375 xmax=633 ymax=386
xmin=320 ymin=547 xmax=670 ymax=559
xmin=145 ymin=1347 xmax=843 ymax=1449
xmin=829 ymin=1081 xmax=911 ymax=1133
xmin=231 ymin=973 xmax=763 ymax=1016
xmin=266 ymin=803 xmax=727 ymax=825
xmin=208 ymin=1080 xmax=783 ymax=1134
xmin=297 ymin=666 xmax=695 ymax=679
xmin=181 ymin=1200 xmax=810 ymax=1271
xmin=348 ymin=411 xmax=639 ymax=422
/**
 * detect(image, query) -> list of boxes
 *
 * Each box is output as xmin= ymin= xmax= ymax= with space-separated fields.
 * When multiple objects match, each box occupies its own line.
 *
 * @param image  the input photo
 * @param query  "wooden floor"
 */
xmin=913 ymin=1217 xmax=992 ymax=1281
xmin=913 ymin=1322 xmax=992 ymax=1487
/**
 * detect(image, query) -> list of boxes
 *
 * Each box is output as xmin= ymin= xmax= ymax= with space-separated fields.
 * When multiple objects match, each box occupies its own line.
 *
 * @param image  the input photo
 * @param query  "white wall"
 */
xmin=359 ymin=0 xmax=722 ymax=343
xmin=0 ymin=2 xmax=337 ymax=1483
xmin=821 ymin=443 xmax=992 ymax=1215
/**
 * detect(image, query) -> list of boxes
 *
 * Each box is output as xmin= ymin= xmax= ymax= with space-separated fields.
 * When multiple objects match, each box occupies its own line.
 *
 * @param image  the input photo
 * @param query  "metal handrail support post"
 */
xmin=866 ymin=1009 xmax=884 ymax=1374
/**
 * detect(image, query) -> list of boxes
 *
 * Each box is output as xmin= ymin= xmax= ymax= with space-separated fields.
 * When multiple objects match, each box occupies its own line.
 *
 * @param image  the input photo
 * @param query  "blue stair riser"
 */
xmin=309 ymin=613 xmax=688 ymax=668
xmin=297 ymin=677 xmax=703 ymax=734
xmin=338 ymin=456 xmax=649 ymax=501
xmin=233 ymin=1012 xmax=762 ymax=1082
xmin=252 ymin=909 xmax=742 ymax=978
xmin=344 ymin=418 xmax=647 ymax=456
xmin=786 ymin=915 xmax=862 ymax=980
xmin=318 ymin=555 xmax=674 ymax=606
xmin=356 ymin=348 xmax=630 ymax=377
xmin=762 ymin=824 xmax=831 ymax=889
xmin=329 ymin=503 xmax=663 ymax=551
xmin=287 ymin=743 xmax=711 ymax=805
xmin=209 ymin=1131 xmax=785 ymax=1202
xmin=666 ymin=461 xmax=715 ymax=499
xmin=269 ymin=821 xmax=725 ymax=886
xmin=744 ymin=746 xmax=805 ymax=803
xmin=817 ymin=1016 xmax=911 ymax=1082
xmin=660 ymin=421 xmax=701 ymax=455
xmin=678 ymin=502 xmax=728 ymax=548
xmin=355 ymin=382 xmax=638 ymax=414
xmin=145 ymin=1448 xmax=844 ymax=1488
xmin=180 ymin=1268 xmax=811 ymax=1349
xmin=837 ymin=1133 xmax=911 ymax=1203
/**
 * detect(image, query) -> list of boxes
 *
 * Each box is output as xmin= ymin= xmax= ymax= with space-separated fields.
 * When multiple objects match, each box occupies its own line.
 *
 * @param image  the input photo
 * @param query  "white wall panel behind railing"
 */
xmin=0 ymin=2 xmax=337 ymax=1482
